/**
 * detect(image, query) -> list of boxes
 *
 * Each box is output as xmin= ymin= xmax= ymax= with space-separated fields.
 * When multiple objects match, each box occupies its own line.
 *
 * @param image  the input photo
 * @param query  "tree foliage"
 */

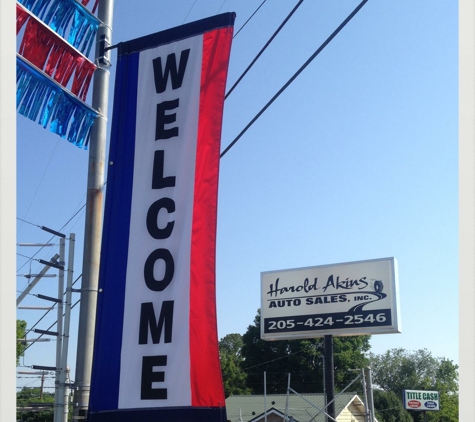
xmin=17 ymin=319 xmax=27 ymax=365
xmin=370 ymin=348 xmax=459 ymax=422
xmin=236 ymin=310 xmax=371 ymax=395
xmin=372 ymin=390 xmax=412 ymax=422
xmin=17 ymin=387 xmax=54 ymax=422
xmin=219 ymin=333 xmax=251 ymax=397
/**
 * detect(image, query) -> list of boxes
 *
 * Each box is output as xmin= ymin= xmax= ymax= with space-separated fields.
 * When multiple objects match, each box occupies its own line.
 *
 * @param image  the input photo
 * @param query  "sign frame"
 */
xmin=260 ymin=257 xmax=401 ymax=340
xmin=402 ymin=389 xmax=440 ymax=411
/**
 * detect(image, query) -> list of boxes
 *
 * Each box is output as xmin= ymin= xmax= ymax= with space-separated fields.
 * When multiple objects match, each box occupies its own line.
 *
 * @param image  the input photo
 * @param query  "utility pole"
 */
xmin=364 ymin=367 xmax=375 ymax=422
xmin=54 ymin=238 xmax=65 ymax=422
xmin=39 ymin=371 xmax=45 ymax=400
xmin=361 ymin=368 xmax=369 ymax=422
xmin=73 ymin=1 xmax=114 ymax=419
xmin=60 ymin=235 xmax=75 ymax=422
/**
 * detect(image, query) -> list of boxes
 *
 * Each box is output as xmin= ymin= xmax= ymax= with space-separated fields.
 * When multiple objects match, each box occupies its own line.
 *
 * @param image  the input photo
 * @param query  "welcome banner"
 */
xmin=88 ymin=13 xmax=235 ymax=422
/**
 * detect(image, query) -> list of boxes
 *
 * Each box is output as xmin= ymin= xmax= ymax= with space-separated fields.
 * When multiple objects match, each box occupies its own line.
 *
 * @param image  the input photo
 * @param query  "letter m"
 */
xmin=139 ymin=301 xmax=174 ymax=344
xmin=153 ymin=49 xmax=190 ymax=93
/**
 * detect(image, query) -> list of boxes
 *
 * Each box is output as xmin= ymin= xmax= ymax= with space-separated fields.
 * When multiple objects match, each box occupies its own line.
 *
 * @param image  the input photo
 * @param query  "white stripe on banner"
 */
xmin=119 ymin=35 xmax=203 ymax=408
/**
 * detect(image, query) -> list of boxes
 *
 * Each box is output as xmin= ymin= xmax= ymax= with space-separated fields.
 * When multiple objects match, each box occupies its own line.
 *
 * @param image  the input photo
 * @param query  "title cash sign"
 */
xmin=403 ymin=390 xmax=440 ymax=411
xmin=261 ymin=257 xmax=401 ymax=340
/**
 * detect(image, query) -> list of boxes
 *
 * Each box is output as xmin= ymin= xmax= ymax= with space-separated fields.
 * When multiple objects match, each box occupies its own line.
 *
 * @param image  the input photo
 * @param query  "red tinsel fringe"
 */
xmin=18 ymin=14 xmax=96 ymax=101
xmin=16 ymin=4 xmax=29 ymax=34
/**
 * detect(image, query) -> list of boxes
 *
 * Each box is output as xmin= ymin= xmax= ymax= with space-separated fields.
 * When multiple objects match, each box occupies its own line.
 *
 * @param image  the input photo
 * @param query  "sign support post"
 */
xmin=324 ymin=335 xmax=336 ymax=422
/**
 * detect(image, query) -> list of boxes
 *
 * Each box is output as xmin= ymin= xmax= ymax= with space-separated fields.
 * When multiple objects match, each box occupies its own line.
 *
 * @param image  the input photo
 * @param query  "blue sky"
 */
xmin=16 ymin=0 xmax=458 ymax=391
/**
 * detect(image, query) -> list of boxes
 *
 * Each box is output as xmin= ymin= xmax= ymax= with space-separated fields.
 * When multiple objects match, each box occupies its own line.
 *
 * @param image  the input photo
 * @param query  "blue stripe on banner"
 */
xmin=117 ymin=12 xmax=235 ymax=56
xmin=88 ymin=407 xmax=227 ymax=422
xmin=89 ymin=52 xmax=140 ymax=412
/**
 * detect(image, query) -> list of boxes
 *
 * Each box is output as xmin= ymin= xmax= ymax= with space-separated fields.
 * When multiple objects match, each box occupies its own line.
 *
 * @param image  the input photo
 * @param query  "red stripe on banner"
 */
xmin=189 ymin=26 xmax=233 ymax=408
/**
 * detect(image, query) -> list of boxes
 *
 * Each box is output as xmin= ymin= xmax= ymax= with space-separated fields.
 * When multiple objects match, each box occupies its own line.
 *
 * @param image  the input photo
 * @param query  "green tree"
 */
xmin=219 ymin=333 xmax=251 ymax=397
xmin=372 ymin=390 xmax=412 ymax=422
xmin=17 ymin=387 xmax=54 ymax=422
xmin=370 ymin=348 xmax=459 ymax=422
xmin=240 ymin=310 xmax=371 ymax=394
xmin=17 ymin=319 xmax=27 ymax=365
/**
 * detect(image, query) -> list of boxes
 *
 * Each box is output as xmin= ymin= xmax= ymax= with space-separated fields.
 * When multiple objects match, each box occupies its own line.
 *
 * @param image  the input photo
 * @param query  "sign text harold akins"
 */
xmin=138 ymin=49 xmax=191 ymax=401
xmin=266 ymin=275 xmax=369 ymax=308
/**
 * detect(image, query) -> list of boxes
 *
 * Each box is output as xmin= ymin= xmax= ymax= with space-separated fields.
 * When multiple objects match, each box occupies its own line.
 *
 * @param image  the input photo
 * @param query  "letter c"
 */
xmin=147 ymin=198 xmax=175 ymax=239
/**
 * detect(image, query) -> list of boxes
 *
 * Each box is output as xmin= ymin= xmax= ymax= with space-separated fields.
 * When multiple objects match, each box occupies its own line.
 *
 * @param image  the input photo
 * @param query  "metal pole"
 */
xmin=40 ymin=371 xmax=45 ymax=400
xmin=73 ymin=1 xmax=114 ymax=419
xmin=322 ymin=353 xmax=327 ymax=422
xmin=264 ymin=372 xmax=267 ymax=422
xmin=54 ymin=238 xmax=65 ymax=422
xmin=324 ymin=335 xmax=336 ymax=421
xmin=364 ymin=367 xmax=375 ymax=422
xmin=64 ymin=366 xmax=71 ymax=422
xmin=361 ymin=368 xmax=369 ymax=422
xmin=60 ymin=234 xmax=75 ymax=422
xmin=285 ymin=373 xmax=291 ymax=421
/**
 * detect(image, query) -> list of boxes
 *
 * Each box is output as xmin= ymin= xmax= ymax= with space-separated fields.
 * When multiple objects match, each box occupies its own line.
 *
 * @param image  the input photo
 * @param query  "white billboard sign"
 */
xmin=403 ymin=390 xmax=440 ymax=411
xmin=260 ymin=257 xmax=400 ymax=340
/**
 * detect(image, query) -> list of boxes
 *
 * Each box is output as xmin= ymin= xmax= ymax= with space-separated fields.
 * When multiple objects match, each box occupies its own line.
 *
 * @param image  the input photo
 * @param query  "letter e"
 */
xmin=141 ymin=355 xmax=167 ymax=400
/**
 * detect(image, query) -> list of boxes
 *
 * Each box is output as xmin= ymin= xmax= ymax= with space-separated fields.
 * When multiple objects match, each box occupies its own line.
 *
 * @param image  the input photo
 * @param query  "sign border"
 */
xmin=260 ymin=257 xmax=401 ymax=340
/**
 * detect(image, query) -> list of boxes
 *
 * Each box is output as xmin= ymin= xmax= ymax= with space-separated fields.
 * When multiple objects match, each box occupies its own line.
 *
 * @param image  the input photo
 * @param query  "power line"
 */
xmin=242 ymin=350 xmax=306 ymax=371
xmin=21 ymin=274 xmax=82 ymax=353
xmin=220 ymin=0 xmax=370 ymax=158
xmin=217 ymin=0 xmax=228 ymax=14
xmin=182 ymin=0 xmax=198 ymax=24
xmin=16 ymin=203 xmax=86 ymax=273
xmin=232 ymin=0 xmax=267 ymax=38
xmin=225 ymin=0 xmax=304 ymax=100
xmin=17 ymin=138 xmax=61 ymax=237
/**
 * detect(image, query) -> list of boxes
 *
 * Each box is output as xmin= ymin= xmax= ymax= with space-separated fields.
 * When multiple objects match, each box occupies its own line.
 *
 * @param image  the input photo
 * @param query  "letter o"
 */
xmin=147 ymin=198 xmax=175 ymax=239
xmin=144 ymin=249 xmax=174 ymax=291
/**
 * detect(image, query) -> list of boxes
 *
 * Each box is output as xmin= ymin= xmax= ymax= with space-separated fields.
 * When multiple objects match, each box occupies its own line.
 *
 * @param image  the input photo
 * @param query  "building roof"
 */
xmin=225 ymin=392 xmax=370 ymax=422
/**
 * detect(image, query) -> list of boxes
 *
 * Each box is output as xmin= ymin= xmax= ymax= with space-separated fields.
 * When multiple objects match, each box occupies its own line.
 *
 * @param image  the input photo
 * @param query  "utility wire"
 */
xmin=220 ymin=0 xmax=369 ymax=158
xmin=242 ymin=350 xmax=306 ymax=371
xmin=16 ymin=203 xmax=86 ymax=273
xmin=182 ymin=0 xmax=198 ymax=24
xmin=22 ymin=275 xmax=82 ymax=353
xmin=217 ymin=0 xmax=228 ymax=14
xmin=17 ymin=139 xmax=61 ymax=237
xmin=232 ymin=0 xmax=267 ymax=38
xmin=225 ymin=0 xmax=304 ymax=100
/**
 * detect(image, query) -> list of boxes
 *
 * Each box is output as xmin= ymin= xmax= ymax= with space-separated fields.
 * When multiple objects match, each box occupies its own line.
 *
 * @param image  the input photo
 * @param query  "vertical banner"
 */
xmin=88 ymin=13 xmax=235 ymax=422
